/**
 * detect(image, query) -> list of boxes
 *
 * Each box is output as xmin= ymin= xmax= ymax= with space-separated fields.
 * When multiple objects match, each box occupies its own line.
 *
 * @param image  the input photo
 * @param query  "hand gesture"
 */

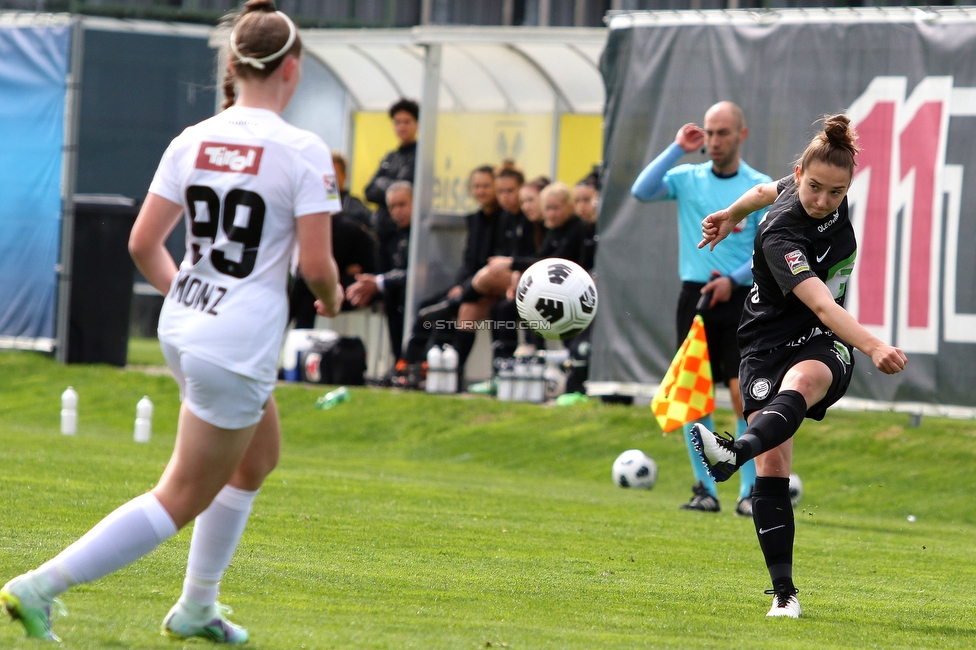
xmin=346 ymin=274 xmax=378 ymax=308
xmin=507 ymin=270 xmax=522 ymax=300
xmin=675 ymin=123 xmax=705 ymax=154
xmin=314 ymin=282 xmax=344 ymax=318
xmin=871 ymin=344 xmax=908 ymax=375
xmin=701 ymin=275 xmax=734 ymax=309
xmin=698 ymin=209 xmax=735 ymax=250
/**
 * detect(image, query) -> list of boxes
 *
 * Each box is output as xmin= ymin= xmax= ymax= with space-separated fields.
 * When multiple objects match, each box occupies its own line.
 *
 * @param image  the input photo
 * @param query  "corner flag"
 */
xmin=651 ymin=315 xmax=715 ymax=433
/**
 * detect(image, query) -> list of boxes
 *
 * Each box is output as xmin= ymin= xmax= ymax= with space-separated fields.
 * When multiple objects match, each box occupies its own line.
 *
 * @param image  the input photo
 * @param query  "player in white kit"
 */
xmin=1 ymin=1 xmax=342 ymax=643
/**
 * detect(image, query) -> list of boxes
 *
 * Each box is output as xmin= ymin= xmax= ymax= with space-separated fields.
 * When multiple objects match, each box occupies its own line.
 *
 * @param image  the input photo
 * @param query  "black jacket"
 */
xmin=499 ymin=210 xmax=541 ymax=259
xmin=580 ymin=220 xmax=597 ymax=272
xmin=333 ymin=214 xmax=378 ymax=296
xmin=365 ymin=142 xmax=416 ymax=241
xmin=456 ymin=205 xmax=507 ymax=292
xmin=340 ymin=192 xmax=373 ymax=232
xmin=512 ymin=215 xmax=587 ymax=272
xmin=377 ymin=225 xmax=409 ymax=299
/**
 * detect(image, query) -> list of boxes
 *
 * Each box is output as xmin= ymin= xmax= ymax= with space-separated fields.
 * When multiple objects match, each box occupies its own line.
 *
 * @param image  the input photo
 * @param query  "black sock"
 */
xmin=452 ymin=330 xmax=477 ymax=391
xmin=752 ymin=476 xmax=795 ymax=593
xmin=734 ymin=390 xmax=807 ymax=462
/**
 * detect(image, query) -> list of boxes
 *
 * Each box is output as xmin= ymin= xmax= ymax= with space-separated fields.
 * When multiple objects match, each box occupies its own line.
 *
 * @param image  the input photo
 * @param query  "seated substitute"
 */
xmin=573 ymin=166 xmax=601 ymax=273
xmin=474 ymin=180 xmax=587 ymax=299
xmin=288 ymin=152 xmax=377 ymax=328
xmin=482 ymin=171 xmax=550 ymax=363
xmin=345 ymin=181 xmax=412 ymax=361
xmin=331 ymin=151 xmax=373 ymax=231
xmin=401 ymin=165 xmax=506 ymax=386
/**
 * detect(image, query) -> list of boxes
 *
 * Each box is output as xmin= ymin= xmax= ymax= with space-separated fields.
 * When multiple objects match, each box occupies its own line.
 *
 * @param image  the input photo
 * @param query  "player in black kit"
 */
xmin=694 ymin=114 xmax=907 ymax=618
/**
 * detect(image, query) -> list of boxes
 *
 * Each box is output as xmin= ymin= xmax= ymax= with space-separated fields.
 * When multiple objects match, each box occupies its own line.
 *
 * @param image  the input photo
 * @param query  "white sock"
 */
xmin=35 ymin=493 xmax=177 ymax=598
xmin=181 ymin=485 xmax=258 ymax=607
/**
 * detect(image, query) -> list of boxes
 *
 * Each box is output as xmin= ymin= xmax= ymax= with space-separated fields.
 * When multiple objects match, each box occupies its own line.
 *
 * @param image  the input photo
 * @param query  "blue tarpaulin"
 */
xmin=0 ymin=23 xmax=70 ymax=347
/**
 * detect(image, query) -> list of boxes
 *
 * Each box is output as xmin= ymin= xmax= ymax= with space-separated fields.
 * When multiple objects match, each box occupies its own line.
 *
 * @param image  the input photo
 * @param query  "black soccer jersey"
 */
xmin=738 ymin=175 xmax=857 ymax=356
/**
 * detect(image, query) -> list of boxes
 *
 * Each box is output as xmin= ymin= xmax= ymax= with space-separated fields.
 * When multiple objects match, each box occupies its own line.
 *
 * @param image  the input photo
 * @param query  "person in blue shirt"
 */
xmin=631 ymin=101 xmax=768 ymax=515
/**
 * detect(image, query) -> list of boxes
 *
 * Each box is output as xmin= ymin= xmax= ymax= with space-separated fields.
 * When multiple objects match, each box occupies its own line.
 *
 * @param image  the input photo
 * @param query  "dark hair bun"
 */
xmin=242 ymin=0 xmax=276 ymax=13
xmin=823 ymin=114 xmax=854 ymax=148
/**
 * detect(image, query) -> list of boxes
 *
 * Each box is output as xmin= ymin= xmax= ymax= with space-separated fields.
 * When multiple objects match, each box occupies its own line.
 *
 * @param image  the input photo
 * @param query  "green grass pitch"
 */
xmin=1 ymin=345 xmax=975 ymax=649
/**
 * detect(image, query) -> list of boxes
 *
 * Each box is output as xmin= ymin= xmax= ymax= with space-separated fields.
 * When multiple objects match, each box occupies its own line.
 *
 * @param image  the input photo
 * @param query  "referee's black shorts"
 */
xmin=676 ymin=282 xmax=750 ymax=386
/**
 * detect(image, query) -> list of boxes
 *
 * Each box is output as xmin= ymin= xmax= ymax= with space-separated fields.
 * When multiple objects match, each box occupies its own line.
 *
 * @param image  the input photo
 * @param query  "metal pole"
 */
xmin=421 ymin=0 xmax=433 ymax=25
xmin=574 ymin=0 xmax=586 ymax=26
xmin=538 ymin=0 xmax=550 ymax=26
xmin=503 ymin=0 xmax=514 ymax=26
xmin=549 ymin=98 xmax=564 ymax=183
xmin=55 ymin=18 xmax=84 ymax=364
xmin=401 ymin=42 xmax=441 ymax=356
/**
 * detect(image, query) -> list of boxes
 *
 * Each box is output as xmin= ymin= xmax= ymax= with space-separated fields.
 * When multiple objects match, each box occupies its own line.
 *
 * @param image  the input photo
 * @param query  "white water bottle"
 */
xmin=441 ymin=344 xmax=459 ymax=393
xmin=496 ymin=358 xmax=515 ymax=401
xmin=528 ymin=356 xmax=546 ymax=403
xmin=495 ymin=358 xmax=515 ymax=402
xmin=134 ymin=395 xmax=153 ymax=443
xmin=61 ymin=387 xmax=78 ymax=435
xmin=426 ymin=345 xmax=443 ymax=394
xmin=513 ymin=358 xmax=529 ymax=402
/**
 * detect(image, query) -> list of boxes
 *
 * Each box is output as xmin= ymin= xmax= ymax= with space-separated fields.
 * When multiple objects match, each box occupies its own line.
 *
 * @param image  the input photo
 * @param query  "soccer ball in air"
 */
xmin=612 ymin=449 xmax=657 ymax=490
xmin=515 ymin=258 xmax=598 ymax=340
xmin=789 ymin=472 xmax=803 ymax=507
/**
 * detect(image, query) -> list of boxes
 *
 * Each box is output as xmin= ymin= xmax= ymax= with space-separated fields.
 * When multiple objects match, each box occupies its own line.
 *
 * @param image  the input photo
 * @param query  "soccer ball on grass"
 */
xmin=612 ymin=449 xmax=657 ymax=489
xmin=515 ymin=258 xmax=597 ymax=340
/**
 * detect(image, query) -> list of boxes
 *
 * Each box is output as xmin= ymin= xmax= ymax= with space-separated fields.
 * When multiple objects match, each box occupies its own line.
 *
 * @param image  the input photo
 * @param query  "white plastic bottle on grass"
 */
xmin=61 ymin=386 xmax=78 ymax=436
xmin=496 ymin=358 xmax=515 ymax=401
xmin=426 ymin=345 xmax=443 ymax=394
xmin=513 ymin=357 xmax=529 ymax=402
xmin=441 ymin=345 xmax=458 ymax=393
xmin=134 ymin=395 xmax=153 ymax=443
xmin=527 ymin=356 xmax=546 ymax=403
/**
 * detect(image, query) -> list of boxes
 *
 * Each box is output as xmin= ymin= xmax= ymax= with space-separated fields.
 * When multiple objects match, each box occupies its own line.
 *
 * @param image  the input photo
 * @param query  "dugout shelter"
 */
xmin=290 ymin=26 xmax=607 ymax=365
xmin=0 ymin=14 xmax=607 ymax=378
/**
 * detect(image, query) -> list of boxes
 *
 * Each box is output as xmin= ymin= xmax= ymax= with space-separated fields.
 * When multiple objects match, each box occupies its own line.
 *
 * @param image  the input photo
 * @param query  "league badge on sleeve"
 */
xmin=785 ymin=250 xmax=810 ymax=275
xmin=323 ymin=173 xmax=340 ymax=202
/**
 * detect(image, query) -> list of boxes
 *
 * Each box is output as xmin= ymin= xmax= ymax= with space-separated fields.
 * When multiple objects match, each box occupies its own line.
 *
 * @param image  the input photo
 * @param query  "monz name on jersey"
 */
xmin=170 ymin=271 xmax=227 ymax=316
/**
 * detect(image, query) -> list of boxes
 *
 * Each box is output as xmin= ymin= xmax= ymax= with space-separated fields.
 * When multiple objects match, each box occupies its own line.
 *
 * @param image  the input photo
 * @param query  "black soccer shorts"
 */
xmin=739 ymin=329 xmax=854 ymax=421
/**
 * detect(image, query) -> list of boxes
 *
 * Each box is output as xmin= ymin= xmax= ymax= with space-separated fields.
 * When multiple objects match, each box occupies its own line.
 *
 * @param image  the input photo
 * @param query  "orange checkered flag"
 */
xmin=651 ymin=315 xmax=715 ymax=433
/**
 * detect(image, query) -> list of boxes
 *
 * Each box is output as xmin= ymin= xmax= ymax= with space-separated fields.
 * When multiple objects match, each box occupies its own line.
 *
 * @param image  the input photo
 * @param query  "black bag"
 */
xmin=300 ymin=336 xmax=367 ymax=385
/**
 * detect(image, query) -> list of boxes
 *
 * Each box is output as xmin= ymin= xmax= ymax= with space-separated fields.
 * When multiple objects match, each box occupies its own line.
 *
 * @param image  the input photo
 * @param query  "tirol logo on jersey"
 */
xmin=323 ymin=173 xmax=340 ymax=202
xmin=784 ymin=250 xmax=810 ymax=275
xmin=196 ymin=142 xmax=264 ymax=175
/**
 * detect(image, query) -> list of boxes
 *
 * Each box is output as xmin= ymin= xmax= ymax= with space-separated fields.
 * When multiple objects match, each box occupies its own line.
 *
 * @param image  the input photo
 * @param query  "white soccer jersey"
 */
xmin=150 ymin=105 xmax=342 ymax=381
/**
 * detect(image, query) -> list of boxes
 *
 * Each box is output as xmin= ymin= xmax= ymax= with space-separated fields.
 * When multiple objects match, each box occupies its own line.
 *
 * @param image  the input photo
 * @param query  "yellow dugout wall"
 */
xmin=350 ymin=111 xmax=603 ymax=212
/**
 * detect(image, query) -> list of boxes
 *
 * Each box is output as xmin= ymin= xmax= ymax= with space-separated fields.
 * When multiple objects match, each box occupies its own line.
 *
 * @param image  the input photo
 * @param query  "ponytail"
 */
xmin=220 ymin=0 xmax=301 ymax=111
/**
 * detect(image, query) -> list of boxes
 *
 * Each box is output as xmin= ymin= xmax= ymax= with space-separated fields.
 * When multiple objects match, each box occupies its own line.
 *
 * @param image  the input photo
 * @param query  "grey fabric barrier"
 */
xmin=594 ymin=15 xmax=976 ymax=407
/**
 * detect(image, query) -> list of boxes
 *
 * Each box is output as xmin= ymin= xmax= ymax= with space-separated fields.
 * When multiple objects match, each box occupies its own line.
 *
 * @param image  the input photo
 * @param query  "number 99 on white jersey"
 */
xmin=149 ymin=106 xmax=342 ymax=382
